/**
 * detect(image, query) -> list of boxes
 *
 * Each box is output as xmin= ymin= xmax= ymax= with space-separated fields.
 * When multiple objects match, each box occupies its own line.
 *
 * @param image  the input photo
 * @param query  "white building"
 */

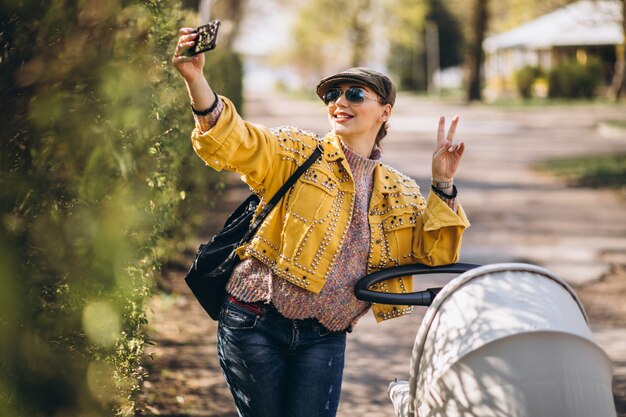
xmin=483 ymin=0 xmax=623 ymax=98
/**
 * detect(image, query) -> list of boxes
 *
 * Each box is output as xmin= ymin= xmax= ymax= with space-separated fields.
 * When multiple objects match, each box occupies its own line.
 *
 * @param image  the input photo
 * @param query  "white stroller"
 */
xmin=354 ymin=263 xmax=617 ymax=417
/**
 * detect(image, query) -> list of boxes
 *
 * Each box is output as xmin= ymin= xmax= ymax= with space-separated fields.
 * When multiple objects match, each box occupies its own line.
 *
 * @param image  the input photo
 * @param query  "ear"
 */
xmin=379 ymin=104 xmax=392 ymax=123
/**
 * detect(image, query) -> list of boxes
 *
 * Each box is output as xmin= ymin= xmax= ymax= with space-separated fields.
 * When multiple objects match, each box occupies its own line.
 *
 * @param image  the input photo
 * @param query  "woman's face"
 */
xmin=325 ymin=83 xmax=391 ymax=143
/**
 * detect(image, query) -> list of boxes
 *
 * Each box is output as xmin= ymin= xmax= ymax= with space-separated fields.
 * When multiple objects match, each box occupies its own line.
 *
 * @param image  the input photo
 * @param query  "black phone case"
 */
xmin=187 ymin=20 xmax=220 ymax=56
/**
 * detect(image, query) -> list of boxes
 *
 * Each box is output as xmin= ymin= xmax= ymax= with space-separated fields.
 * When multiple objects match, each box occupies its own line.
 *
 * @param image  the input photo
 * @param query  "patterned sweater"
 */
xmin=227 ymin=142 xmax=379 ymax=331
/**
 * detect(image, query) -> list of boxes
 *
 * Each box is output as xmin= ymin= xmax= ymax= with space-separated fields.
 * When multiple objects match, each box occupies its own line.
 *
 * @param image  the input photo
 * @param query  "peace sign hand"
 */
xmin=432 ymin=115 xmax=465 ymax=182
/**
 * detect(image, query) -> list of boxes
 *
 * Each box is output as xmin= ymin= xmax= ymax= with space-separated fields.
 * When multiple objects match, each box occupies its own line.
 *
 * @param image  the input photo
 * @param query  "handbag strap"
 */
xmin=241 ymin=144 xmax=323 ymax=244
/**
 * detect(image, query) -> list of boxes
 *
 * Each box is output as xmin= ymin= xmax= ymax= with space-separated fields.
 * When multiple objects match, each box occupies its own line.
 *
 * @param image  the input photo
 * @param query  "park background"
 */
xmin=1 ymin=0 xmax=625 ymax=416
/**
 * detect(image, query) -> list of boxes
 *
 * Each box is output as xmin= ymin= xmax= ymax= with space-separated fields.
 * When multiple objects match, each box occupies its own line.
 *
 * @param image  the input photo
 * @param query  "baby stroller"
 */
xmin=354 ymin=263 xmax=617 ymax=417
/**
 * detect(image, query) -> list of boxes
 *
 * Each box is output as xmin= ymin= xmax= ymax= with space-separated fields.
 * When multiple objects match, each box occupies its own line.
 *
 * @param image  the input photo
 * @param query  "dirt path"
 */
xmin=136 ymin=92 xmax=626 ymax=416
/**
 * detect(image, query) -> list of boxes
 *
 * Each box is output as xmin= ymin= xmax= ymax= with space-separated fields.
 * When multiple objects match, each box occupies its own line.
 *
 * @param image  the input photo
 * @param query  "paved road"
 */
xmin=138 ymin=91 xmax=626 ymax=416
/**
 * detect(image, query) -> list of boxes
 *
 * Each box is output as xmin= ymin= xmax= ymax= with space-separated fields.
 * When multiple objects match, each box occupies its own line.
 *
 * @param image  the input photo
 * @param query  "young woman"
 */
xmin=173 ymin=27 xmax=469 ymax=417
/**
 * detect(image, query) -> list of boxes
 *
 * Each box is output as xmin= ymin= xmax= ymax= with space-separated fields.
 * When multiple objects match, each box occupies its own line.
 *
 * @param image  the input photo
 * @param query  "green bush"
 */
xmin=548 ymin=57 xmax=603 ymax=99
xmin=205 ymin=49 xmax=245 ymax=114
xmin=515 ymin=65 xmax=543 ymax=99
xmin=0 ymin=0 xmax=240 ymax=415
xmin=154 ymin=42 xmax=244 ymax=271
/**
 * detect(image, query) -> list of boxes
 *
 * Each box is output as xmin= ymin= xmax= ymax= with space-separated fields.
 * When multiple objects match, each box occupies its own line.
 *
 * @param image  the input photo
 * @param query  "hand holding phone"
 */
xmin=185 ymin=20 xmax=221 ymax=56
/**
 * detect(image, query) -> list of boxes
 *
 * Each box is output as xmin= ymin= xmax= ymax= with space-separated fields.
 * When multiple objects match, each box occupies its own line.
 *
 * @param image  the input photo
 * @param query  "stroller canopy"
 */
xmin=402 ymin=263 xmax=615 ymax=417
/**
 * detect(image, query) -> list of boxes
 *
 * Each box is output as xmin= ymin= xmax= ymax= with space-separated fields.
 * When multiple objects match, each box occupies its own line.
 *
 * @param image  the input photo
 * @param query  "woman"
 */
xmin=173 ymin=27 xmax=469 ymax=417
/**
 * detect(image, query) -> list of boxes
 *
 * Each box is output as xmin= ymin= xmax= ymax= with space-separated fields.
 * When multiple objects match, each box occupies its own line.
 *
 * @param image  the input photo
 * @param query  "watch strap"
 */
xmin=431 ymin=178 xmax=453 ymax=189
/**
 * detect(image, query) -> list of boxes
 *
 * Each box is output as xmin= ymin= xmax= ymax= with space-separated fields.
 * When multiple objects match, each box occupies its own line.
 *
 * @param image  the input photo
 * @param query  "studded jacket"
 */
xmin=191 ymin=96 xmax=470 ymax=322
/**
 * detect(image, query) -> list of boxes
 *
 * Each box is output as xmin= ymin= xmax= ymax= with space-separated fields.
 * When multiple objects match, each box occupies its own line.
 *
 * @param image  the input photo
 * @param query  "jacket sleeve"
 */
xmin=413 ymin=192 xmax=470 ymax=266
xmin=190 ymin=96 xmax=289 ymax=195
xmin=372 ymin=193 xmax=470 ymax=324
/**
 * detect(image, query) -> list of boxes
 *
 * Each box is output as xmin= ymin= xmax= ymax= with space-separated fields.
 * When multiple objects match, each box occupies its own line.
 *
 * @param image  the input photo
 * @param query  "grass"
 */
xmin=537 ymin=153 xmax=626 ymax=189
xmin=486 ymin=95 xmax=623 ymax=108
xmin=604 ymin=119 xmax=626 ymax=128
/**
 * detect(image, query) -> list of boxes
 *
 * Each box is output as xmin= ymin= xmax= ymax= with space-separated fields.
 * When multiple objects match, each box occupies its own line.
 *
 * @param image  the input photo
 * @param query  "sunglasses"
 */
xmin=322 ymin=86 xmax=381 ymax=106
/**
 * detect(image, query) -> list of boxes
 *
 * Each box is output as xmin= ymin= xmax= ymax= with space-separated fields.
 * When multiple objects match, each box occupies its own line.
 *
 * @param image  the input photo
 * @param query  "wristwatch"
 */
xmin=431 ymin=178 xmax=453 ymax=189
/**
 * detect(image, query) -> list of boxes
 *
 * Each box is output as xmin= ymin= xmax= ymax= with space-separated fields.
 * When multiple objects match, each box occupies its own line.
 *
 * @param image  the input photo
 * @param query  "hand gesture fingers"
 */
xmin=436 ymin=115 xmax=460 ymax=148
xmin=446 ymin=115 xmax=460 ymax=150
xmin=437 ymin=116 xmax=446 ymax=149
xmin=432 ymin=115 xmax=465 ymax=181
xmin=435 ymin=115 xmax=463 ymax=150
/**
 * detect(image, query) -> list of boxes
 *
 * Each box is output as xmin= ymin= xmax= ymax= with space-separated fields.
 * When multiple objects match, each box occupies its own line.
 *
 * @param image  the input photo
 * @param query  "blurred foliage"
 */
xmin=605 ymin=119 xmax=626 ymax=128
xmin=277 ymin=0 xmax=378 ymax=85
xmin=489 ymin=0 xmax=574 ymax=33
xmin=548 ymin=57 xmax=604 ymax=99
xmin=384 ymin=0 xmax=428 ymax=91
xmin=515 ymin=65 xmax=544 ymax=99
xmin=280 ymin=0 xmax=464 ymax=92
xmin=0 ymin=0 xmax=239 ymax=415
xmin=386 ymin=0 xmax=463 ymax=91
xmin=205 ymin=49 xmax=244 ymax=115
xmin=209 ymin=0 xmax=248 ymax=50
xmin=538 ymin=153 xmax=626 ymax=189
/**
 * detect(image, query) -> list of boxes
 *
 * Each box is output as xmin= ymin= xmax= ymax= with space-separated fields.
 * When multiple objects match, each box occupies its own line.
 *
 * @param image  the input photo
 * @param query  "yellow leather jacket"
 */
xmin=192 ymin=97 xmax=470 ymax=322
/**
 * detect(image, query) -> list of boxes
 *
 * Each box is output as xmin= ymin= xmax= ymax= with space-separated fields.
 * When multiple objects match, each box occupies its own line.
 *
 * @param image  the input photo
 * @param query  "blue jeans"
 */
xmin=217 ymin=296 xmax=347 ymax=417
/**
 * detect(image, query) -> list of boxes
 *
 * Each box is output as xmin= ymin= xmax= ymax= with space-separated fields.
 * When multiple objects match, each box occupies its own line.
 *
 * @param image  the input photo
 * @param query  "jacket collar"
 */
xmin=320 ymin=132 xmax=394 ymax=208
xmin=370 ymin=163 xmax=394 ymax=209
xmin=320 ymin=131 xmax=344 ymax=162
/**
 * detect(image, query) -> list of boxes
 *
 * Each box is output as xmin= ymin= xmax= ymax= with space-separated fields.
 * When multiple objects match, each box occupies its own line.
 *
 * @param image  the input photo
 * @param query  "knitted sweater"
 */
xmin=226 ymin=142 xmax=380 ymax=331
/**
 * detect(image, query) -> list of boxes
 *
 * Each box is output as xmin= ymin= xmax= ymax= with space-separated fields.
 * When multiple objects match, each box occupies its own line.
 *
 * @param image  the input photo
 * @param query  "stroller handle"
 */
xmin=354 ymin=262 xmax=481 ymax=306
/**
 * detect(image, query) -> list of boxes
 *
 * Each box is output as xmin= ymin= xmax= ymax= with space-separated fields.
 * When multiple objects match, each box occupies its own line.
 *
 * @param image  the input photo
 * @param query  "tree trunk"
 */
xmin=467 ymin=0 xmax=489 ymax=102
xmin=425 ymin=21 xmax=440 ymax=95
xmin=608 ymin=0 xmax=625 ymax=100
xmin=349 ymin=0 xmax=372 ymax=67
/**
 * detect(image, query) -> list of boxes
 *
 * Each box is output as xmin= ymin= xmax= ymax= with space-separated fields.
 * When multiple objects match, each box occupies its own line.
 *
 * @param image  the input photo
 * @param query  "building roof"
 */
xmin=484 ymin=0 xmax=623 ymax=52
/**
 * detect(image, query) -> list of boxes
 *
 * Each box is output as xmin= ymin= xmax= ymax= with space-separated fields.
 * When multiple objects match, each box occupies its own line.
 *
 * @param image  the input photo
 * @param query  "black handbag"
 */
xmin=185 ymin=145 xmax=323 ymax=319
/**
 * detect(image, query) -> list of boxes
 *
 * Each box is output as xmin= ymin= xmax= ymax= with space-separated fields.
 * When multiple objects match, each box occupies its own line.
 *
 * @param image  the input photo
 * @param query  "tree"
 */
xmin=348 ymin=0 xmax=374 ymax=67
xmin=467 ymin=0 xmax=489 ymax=101
xmin=283 ymin=0 xmax=378 ymax=86
xmin=426 ymin=0 xmax=464 ymax=70
xmin=386 ymin=0 xmax=463 ymax=92
xmin=199 ymin=0 xmax=248 ymax=50
xmin=608 ymin=0 xmax=625 ymax=100
xmin=385 ymin=0 xmax=428 ymax=90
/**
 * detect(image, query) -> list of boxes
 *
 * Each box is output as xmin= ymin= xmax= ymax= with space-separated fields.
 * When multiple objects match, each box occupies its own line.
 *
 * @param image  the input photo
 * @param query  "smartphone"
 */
xmin=186 ymin=20 xmax=221 ymax=56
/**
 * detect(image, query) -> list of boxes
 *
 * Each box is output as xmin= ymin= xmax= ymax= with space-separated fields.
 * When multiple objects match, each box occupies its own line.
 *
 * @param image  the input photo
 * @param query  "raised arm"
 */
xmin=172 ymin=27 xmax=216 ymax=112
xmin=413 ymin=116 xmax=470 ymax=265
xmin=170 ymin=27 xmax=319 ymax=199
xmin=431 ymin=115 xmax=465 ymax=198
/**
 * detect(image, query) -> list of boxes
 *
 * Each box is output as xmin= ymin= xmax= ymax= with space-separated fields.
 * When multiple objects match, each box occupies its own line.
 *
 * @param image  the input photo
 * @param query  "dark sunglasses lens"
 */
xmin=345 ymin=87 xmax=366 ymax=104
xmin=324 ymin=89 xmax=341 ymax=104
